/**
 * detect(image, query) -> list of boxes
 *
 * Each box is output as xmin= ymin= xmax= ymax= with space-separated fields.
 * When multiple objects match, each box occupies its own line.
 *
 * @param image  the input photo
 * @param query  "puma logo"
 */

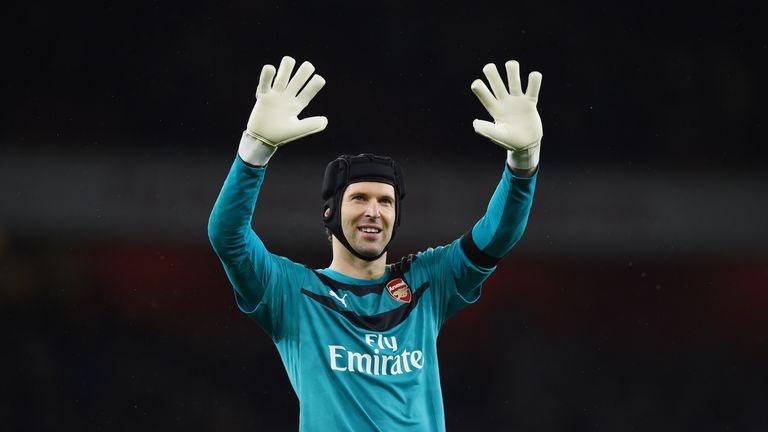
xmin=329 ymin=290 xmax=348 ymax=308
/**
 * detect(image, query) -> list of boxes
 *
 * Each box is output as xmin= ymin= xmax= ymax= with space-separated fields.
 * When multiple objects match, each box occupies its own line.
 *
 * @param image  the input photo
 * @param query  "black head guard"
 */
xmin=322 ymin=153 xmax=406 ymax=261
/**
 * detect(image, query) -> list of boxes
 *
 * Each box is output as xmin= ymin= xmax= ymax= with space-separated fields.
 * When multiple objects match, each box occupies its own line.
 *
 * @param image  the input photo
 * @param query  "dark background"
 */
xmin=2 ymin=1 xmax=767 ymax=431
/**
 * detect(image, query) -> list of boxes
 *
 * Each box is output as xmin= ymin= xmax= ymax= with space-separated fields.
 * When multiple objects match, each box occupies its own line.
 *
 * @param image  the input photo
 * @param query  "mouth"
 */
xmin=357 ymin=226 xmax=383 ymax=238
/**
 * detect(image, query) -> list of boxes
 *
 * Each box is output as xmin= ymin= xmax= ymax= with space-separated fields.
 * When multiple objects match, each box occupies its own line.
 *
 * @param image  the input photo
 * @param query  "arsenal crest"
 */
xmin=385 ymin=278 xmax=412 ymax=303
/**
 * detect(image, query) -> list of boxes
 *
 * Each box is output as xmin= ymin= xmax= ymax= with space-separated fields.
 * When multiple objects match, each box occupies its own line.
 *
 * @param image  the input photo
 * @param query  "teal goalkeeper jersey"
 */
xmin=208 ymin=156 xmax=537 ymax=431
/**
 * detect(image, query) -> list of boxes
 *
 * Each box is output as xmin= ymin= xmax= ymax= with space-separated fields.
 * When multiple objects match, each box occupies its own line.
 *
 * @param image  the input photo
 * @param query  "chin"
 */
xmin=355 ymin=245 xmax=384 ymax=258
xmin=360 ymin=249 xmax=383 ymax=258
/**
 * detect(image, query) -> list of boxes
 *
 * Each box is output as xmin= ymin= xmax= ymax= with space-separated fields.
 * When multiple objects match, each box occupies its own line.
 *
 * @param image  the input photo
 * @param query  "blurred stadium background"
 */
xmin=3 ymin=1 xmax=767 ymax=430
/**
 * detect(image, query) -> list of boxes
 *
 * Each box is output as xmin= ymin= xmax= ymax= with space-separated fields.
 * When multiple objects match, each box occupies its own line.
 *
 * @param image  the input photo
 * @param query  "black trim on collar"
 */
xmin=303 ymin=255 xmax=426 ymax=332
xmin=300 ymin=282 xmax=430 ymax=332
xmin=460 ymin=230 xmax=500 ymax=268
xmin=312 ymin=271 xmax=382 ymax=296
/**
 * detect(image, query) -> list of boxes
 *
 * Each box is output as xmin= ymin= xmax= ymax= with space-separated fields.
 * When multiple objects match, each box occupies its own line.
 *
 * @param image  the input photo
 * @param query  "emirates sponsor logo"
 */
xmin=328 ymin=335 xmax=424 ymax=376
xmin=385 ymin=278 xmax=411 ymax=303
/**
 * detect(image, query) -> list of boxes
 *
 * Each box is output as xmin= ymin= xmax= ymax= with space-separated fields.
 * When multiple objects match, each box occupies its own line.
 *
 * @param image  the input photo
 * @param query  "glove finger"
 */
xmin=285 ymin=61 xmax=315 ymax=97
xmin=473 ymin=120 xmax=510 ymax=149
xmin=257 ymin=64 xmax=276 ymax=95
xmin=482 ymin=63 xmax=508 ymax=99
xmin=470 ymin=79 xmax=497 ymax=113
xmin=296 ymin=74 xmax=327 ymax=107
xmin=473 ymin=119 xmax=497 ymax=138
xmin=273 ymin=56 xmax=296 ymax=91
xmin=294 ymin=116 xmax=329 ymax=138
xmin=505 ymin=60 xmax=523 ymax=96
xmin=525 ymin=71 xmax=543 ymax=100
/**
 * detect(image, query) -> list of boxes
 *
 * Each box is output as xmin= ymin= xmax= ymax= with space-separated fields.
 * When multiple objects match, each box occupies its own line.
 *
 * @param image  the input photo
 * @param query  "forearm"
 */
xmin=207 ymin=155 xmax=268 ymax=263
xmin=208 ymin=153 xmax=282 ymax=306
xmin=465 ymin=161 xmax=537 ymax=263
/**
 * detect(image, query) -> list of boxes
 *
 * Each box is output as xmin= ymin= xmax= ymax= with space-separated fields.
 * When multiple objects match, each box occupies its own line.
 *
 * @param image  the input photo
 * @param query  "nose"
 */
xmin=364 ymin=200 xmax=381 ymax=218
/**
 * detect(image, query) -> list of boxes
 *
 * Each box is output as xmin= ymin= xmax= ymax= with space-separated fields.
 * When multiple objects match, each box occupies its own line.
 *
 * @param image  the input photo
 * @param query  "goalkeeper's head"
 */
xmin=322 ymin=154 xmax=406 ymax=261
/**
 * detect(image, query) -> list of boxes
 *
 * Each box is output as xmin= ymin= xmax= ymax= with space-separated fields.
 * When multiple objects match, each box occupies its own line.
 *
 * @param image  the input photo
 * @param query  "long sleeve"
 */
xmin=417 ymin=161 xmax=538 ymax=323
xmin=207 ymin=155 xmax=284 ymax=315
xmin=459 ymin=162 xmax=538 ymax=268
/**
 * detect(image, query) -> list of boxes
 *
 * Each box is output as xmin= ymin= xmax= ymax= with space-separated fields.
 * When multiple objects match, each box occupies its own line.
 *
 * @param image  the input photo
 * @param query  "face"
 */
xmin=338 ymin=181 xmax=396 ymax=258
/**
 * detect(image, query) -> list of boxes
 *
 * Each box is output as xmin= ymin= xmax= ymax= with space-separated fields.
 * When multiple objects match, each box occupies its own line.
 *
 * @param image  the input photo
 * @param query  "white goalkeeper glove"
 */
xmin=239 ymin=56 xmax=328 ymax=165
xmin=471 ymin=60 xmax=543 ymax=170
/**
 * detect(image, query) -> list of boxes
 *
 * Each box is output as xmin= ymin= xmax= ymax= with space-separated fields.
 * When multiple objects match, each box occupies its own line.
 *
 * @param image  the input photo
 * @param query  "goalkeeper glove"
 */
xmin=239 ymin=56 xmax=328 ymax=165
xmin=471 ymin=60 xmax=543 ymax=170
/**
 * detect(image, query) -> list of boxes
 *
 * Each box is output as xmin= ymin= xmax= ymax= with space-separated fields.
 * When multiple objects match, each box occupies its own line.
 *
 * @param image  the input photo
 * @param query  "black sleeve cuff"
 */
xmin=460 ymin=229 xmax=500 ymax=269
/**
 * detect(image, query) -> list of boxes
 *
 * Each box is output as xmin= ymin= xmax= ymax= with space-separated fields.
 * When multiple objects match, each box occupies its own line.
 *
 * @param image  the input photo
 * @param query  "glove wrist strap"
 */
xmin=507 ymin=141 xmax=540 ymax=170
xmin=238 ymin=131 xmax=278 ymax=167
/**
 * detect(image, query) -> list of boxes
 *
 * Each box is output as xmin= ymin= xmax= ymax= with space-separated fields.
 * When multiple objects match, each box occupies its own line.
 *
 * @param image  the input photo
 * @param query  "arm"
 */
xmin=423 ymin=60 xmax=544 ymax=324
xmin=207 ymin=150 xmax=278 ymax=310
xmin=463 ymin=59 xmax=544 ymax=265
xmin=426 ymin=164 xmax=538 ymax=324
xmin=461 ymin=162 xmax=537 ymax=268
xmin=208 ymin=55 xmax=327 ymax=312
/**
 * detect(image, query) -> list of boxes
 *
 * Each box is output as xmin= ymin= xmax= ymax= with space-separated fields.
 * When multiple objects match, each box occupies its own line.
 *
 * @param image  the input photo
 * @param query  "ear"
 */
xmin=323 ymin=207 xmax=331 ymax=218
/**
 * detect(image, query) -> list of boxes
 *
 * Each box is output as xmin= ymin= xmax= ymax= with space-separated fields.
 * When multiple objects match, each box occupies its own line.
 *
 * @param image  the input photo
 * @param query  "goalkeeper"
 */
xmin=208 ymin=55 xmax=543 ymax=431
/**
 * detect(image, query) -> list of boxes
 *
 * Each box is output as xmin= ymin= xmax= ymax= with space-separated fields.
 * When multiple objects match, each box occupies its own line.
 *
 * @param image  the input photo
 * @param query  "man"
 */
xmin=208 ymin=55 xmax=543 ymax=431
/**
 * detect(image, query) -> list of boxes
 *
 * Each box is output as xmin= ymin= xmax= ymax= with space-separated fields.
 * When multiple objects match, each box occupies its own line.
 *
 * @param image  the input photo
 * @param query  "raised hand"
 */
xmin=245 ymin=56 xmax=328 ymax=147
xmin=471 ymin=60 xmax=543 ymax=169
